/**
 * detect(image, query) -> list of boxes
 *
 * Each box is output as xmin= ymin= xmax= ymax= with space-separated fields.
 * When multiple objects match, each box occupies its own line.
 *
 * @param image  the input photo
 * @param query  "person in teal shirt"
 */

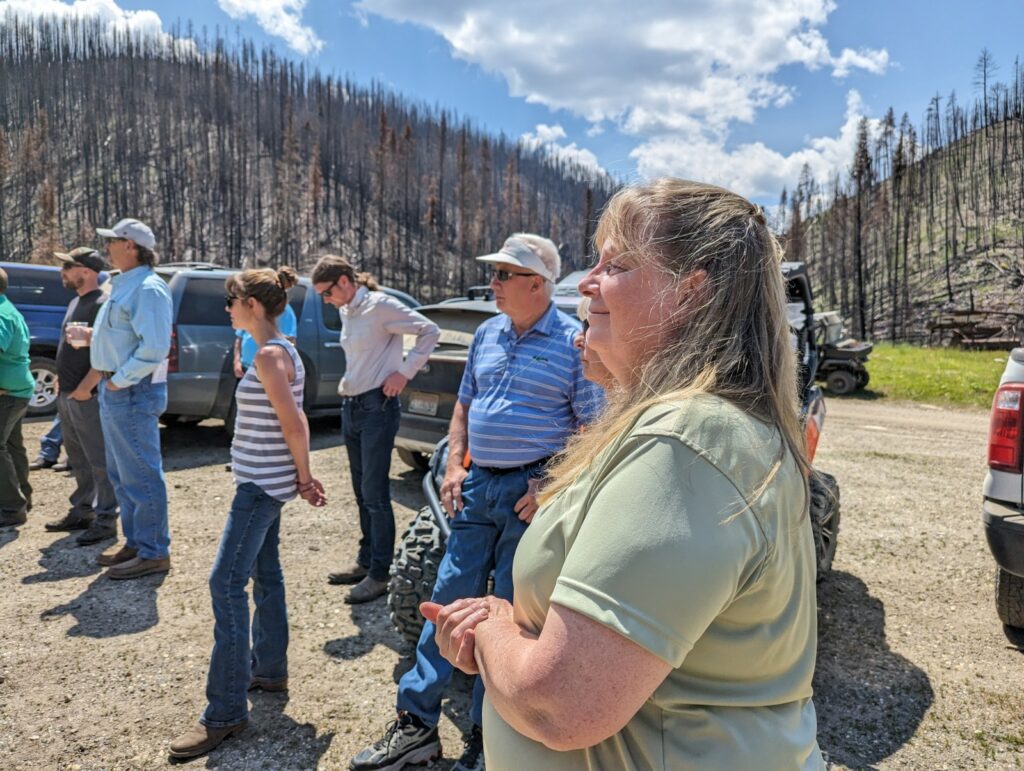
xmin=0 ymin=266 xmax=37 ymax=527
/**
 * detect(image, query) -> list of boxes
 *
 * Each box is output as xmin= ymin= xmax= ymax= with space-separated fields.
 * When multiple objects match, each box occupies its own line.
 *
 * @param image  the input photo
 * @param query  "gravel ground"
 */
xmin=0 ymin=398 xmax=1021 ymax=770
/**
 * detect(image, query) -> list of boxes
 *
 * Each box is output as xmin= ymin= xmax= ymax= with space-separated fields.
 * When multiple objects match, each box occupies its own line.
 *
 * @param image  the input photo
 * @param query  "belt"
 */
xmin=474 ymin=457 xmax=552 ymax=476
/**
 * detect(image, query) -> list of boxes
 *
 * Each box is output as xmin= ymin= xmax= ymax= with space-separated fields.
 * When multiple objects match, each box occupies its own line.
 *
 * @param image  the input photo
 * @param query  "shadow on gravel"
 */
xmin=22 ymin=533 xmax=104 ymax=584
xmin=323 ymin=600 xmax=409 ymax=674
xmin=391 ymin=467 xmax=428 ymax=513
xmin=814 ymin=570 xmax=933 ymax=769
xmin=1002 ymin=624 xmax=1024 ymax=651
xmin=0 ymin=525 xmax=19 ymax=551
xmin=39 ymin=571 xmax=166 ymax=637
xmin=180 ymin=693 xmax=334 ymax=770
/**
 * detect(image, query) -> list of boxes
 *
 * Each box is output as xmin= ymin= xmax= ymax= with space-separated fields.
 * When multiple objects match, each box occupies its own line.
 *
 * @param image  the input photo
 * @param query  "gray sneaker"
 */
xmin=453 ymin=725 xmax=484 ymax=771
xmin=350 ymin=713 xmax=441 ymax=771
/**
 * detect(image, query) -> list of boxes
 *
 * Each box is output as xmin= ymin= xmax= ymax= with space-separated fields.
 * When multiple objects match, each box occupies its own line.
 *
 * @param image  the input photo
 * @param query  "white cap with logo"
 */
xmin=476 ymin=234 xmax=561 ymax=283
xmin=96 ymin=218 xmax=156 ymax=251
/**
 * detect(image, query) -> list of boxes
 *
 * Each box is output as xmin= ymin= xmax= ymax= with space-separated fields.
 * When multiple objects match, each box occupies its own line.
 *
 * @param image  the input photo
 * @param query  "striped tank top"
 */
xmin=231 ymin=338 xmax=306 ymax=501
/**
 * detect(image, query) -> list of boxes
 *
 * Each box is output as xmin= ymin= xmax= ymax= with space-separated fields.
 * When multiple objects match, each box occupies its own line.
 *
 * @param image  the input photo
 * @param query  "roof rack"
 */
xmin=159 ymin=261 xmax=225 ymax=270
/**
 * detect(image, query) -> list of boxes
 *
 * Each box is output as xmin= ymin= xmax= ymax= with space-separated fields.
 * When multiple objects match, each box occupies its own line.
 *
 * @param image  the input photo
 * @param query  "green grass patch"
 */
xmin=844 ymin=343 xmax=1007 ymax=409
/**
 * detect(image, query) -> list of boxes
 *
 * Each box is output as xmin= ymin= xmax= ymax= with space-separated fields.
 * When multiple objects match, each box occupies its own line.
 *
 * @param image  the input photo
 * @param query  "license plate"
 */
xmin=408 ymin=392 xmax=439 ymax=416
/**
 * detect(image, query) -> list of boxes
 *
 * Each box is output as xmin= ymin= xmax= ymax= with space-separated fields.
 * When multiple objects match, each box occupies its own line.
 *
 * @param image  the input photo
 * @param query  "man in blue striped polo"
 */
xmin=352 ymin=234 xmax=603 ymax=771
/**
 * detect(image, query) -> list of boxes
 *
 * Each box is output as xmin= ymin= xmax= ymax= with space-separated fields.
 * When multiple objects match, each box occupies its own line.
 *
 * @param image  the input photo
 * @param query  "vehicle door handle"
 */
xmin=323 ymin=342 xmax=343 ymax=348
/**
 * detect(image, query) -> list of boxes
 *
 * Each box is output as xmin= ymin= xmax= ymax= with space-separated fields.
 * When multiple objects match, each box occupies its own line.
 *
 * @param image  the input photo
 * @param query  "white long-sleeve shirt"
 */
xmin=337 ymin=286 xmax=440 ymax=396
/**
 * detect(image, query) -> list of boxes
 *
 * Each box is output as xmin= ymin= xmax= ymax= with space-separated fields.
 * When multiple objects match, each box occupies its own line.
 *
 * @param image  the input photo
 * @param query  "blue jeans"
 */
xmin=397 ymin=465 xmax=531 ymax=728
xmin=341 ymin=388 xmax=400 ymax=581
xmin=98 ymin=376 xmax=170 ymax=560
xmin=39 ymin=414 xmax=62 ymax=462
xmin=203 ymin=482 xmax=288 ymax=727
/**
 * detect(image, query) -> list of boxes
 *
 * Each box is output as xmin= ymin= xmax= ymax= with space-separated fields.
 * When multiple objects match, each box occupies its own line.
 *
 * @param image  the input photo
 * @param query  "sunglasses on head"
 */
xmin=491 ymin=269 xmax=535 ymax=282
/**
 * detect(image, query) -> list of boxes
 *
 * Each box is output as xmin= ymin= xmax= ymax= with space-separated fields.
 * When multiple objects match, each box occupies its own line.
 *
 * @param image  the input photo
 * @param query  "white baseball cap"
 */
xmin=476 ymin=234 xmax=561 ymax=283
xmin=96 ymin=218 xmax=156 ymax=251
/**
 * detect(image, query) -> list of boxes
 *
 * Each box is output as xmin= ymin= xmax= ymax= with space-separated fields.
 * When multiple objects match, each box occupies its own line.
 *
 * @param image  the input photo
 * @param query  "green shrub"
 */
xmin=844 ymin=343 xmax=1006 ymax=409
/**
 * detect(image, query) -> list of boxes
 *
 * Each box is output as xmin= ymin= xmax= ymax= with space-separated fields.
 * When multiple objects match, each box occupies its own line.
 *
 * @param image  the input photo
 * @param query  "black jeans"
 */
xmin=341 ymin=388 xmax=400 ymax=582
xmin=0 ymin=395 xmax=31 ymax=514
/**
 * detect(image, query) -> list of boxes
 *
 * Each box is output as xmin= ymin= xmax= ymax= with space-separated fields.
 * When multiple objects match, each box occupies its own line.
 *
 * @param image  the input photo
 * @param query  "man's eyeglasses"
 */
xmin=491 ymin=269 xmax=535 ymax=282
xmin=319 ymin=279 xmax=339 ymax=298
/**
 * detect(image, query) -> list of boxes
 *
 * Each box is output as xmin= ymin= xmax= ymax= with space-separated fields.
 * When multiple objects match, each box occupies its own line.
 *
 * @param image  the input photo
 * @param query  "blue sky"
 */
xmin=3 ymin=1 xmax=1022 ymax=204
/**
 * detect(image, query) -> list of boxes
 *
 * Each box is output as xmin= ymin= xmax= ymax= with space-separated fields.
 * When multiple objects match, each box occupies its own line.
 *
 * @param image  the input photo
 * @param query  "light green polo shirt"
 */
xmin=0 ymin=295 xmax=35 ymax=399
xmin=483 ymin=395 xmax=825 ymax=770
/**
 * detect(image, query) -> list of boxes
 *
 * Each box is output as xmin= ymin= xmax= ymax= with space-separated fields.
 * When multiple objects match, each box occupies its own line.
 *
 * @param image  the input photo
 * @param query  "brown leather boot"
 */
xmin=168 ymin=720 xmax=247 ymax=759
xmin=106 ymin=556 xmax=170 ymax=580
xmin=97 ymin=545 xmax=137 ymax=567
xmin=249 ymin=676 xmax=288 ymax=692
xmin=327 ymin=560 xmax=368 ymax=585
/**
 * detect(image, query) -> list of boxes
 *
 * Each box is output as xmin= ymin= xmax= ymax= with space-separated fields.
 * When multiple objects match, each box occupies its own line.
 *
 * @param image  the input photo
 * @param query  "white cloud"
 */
xmin=355 ymin=0 xmax=890 ymax=198
xmin=520 ymin=124 xmax=603 ymax=175
xmin=832 ymin=47 xmax=890 ymax=78
xmin=217 ymin=0 xmax=322 ymax=56
xmin=631 ymin=90 xmax=877 ymax=199
xmin=0 ymin=0 xmax=193 ymax=53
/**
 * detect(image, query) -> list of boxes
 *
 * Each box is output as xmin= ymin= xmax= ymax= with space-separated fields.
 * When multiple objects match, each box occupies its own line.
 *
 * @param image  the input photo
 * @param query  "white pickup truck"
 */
xmin=983 ymin=349 xmax=1024 ymax=629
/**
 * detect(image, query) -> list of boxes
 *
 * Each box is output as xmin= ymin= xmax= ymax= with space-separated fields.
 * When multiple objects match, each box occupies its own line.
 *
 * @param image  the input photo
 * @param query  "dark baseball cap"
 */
xmin=54 ymin=247 xmax=107 ymax=273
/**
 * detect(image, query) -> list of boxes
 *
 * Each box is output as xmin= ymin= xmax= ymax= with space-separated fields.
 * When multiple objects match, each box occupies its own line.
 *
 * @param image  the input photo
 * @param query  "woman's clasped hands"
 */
xmin=421 ymin=596 xmax=513 ymax=675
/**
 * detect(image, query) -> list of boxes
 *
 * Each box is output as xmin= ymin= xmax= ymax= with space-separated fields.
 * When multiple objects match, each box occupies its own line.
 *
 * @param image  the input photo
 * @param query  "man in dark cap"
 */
xmin=43 ymin=247 xmax=118 ymax=545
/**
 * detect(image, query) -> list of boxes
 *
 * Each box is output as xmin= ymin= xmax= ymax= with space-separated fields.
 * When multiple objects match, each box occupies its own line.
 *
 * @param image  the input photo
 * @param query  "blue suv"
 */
xmin=1 ymin=262 xmax=109 ymax=416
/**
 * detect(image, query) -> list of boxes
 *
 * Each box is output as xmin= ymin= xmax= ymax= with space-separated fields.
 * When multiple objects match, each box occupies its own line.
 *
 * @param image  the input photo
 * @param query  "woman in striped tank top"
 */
xmin=170 ymin=267 xmax=327 ymax=760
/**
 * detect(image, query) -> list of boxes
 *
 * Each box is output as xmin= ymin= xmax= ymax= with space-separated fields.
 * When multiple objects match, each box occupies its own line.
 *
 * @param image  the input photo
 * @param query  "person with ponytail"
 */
xmin=169 ymin=266 xmax=327 ymax=760
xmin=312 ymin=255 xmax=439 ymax=604
xmin=427 ymin=179 xmax=825 ymax=770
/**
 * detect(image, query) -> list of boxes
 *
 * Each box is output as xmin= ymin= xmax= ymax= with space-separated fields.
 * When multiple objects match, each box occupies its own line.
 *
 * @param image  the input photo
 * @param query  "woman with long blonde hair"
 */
xmin=426 ymin=178 xmax=824 ymax=769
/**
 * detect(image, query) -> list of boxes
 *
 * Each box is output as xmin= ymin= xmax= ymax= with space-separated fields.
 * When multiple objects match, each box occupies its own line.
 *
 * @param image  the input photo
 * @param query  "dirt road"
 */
xmin=0 ymin=398 xmax=1020 ymax=769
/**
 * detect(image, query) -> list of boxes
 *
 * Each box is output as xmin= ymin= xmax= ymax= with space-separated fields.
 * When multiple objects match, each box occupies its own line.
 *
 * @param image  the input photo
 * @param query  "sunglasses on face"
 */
xmin=225 ymin=294 xmax=241 ymax=308
xmin=319 ymin=279 xmax=339 ymax=299
xmin=491 ymin=269 xmax=535 ymax=282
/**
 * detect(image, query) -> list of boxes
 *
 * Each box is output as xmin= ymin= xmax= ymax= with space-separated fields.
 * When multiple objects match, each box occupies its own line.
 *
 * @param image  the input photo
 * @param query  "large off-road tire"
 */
xmin=388 ymin=506 xmax=447 ymax=645
xmin=28 ymin=356 xmax=59 ymax=416
xmin=397 ymin=446 xmax=431 ymax=472
xmin=809 ymin=471 xmax=840 ymax=581
xmin=995 ymin=567 xmax=1024 ymax=629
xmin=826 ymin=369 xmax=857 ymax=396
xmin=856 ymin=370 xmax=870 ymax=389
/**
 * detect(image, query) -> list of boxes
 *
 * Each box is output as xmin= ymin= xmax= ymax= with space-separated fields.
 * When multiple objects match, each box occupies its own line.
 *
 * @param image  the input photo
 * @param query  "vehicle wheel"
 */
xmin=826 ymin=369 xmax=857 ymax=396
xmin=388 ymin=506 xmax=447 ymax=646
xmin=27 ymin=357 xmax=59 ymax=416
xmin=856 ymin=370 xmax=870 ymax=389
xmin=809 ymin=471 xmax=840 ymax=581
xmin=995 ymin=567 xmax=1024 ymax=629
xmin=397 ymin=447 xmax=431 ymax=471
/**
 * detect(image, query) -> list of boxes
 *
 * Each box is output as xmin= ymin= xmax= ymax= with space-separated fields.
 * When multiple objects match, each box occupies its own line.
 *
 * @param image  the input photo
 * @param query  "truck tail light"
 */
xmin=167 ymin=325 xmax=179 ymax=374
xmin=988 ymin=384 xmax=1024 ymax=472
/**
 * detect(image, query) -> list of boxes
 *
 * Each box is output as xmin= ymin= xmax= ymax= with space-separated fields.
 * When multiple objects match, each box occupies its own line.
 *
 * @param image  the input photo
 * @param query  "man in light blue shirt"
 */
xmin=89 ymin=218 xmax=174 ymax=580
xmin=353 ymin=234 xmax=603 ymax=771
